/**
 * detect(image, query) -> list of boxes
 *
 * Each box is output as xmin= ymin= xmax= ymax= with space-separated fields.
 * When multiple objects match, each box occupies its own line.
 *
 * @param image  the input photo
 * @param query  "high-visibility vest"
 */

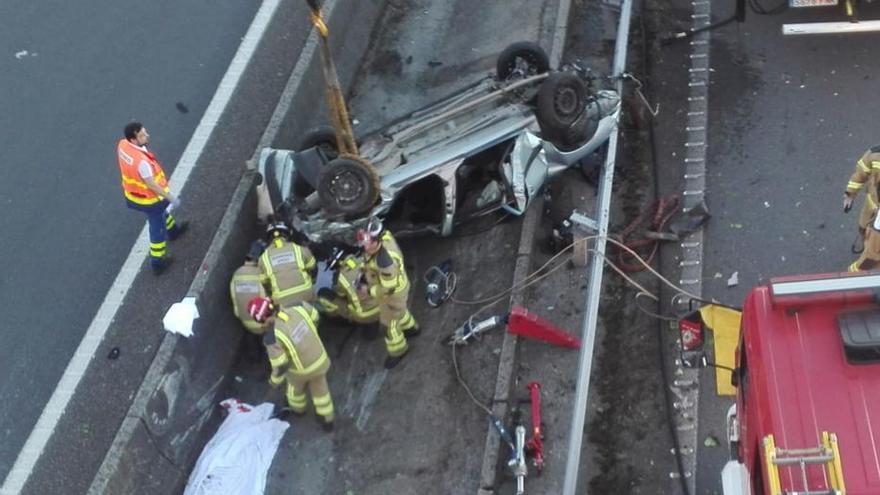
xmin=336 ymin=256 xmax=379 ymax=318
xmin=230 ymin=263 xmax=267 ymax=333
xmin=364 ymin=232 xmax=409 ymax=298
xmin=117 ymin=139 xmax=169 ymax=205
xmin=260 ymin=239 xmax=314 ymax=301
xmin=272 ymin=304 xmax=327 ymax=376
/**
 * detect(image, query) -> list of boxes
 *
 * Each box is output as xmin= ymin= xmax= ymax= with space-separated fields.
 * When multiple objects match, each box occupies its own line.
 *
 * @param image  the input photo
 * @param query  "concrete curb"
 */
xmin=476 ymin=1 xmax=571 ymax=493
xmin=87 ymin=0 xmax=386 ymax=492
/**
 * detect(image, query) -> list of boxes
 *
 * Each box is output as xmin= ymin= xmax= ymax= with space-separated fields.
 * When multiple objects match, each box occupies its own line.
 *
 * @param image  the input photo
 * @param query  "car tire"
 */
xmin=317 ymin=156 xmax=380 ymax=217
xmin=536 ymin=72 xmax=588 ymax=142
xmin=297 ymin=125 xmax=339 ymax=158
xmin=496 ymin=41 xmax=550 ymax=81
xmin=293 ymin=125 xmax=339 ymax=197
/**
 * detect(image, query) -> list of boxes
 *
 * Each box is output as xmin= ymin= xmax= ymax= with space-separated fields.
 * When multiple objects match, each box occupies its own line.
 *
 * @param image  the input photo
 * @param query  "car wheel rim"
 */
xmin=555 ymin=87 xmax=579 ymax=116
xmin=330 ymin=171 xmax=364 ymax=205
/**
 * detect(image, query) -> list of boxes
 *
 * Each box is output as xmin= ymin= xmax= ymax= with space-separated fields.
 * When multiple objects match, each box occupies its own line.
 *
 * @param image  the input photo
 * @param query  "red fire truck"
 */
xmin=783 ymin=0 xmax=880 ymax=35
xmin=685 ymin=272 xmax=880 ymax=494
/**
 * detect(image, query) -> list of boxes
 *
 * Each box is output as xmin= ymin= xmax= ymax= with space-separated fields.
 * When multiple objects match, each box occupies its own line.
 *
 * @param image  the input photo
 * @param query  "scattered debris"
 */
xmin=714 ymin=272 xmax=722 ymax=279
xmin=175 ymin=101 xmax=189 ymax=114
xmin=704 ymin=435 xmax=719 ymax=447
xmin=727 ymin=271 xmax=739 ymax=287
xmin=14 ymin=50 xmax=36 ymax=59
xmin=107 ymin=347 xmax=120 ymax=360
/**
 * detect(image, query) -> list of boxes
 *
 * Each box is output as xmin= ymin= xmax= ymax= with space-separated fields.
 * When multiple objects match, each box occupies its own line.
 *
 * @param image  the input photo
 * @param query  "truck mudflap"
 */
xmin=721 ymin=461 xmax=751 ymax=495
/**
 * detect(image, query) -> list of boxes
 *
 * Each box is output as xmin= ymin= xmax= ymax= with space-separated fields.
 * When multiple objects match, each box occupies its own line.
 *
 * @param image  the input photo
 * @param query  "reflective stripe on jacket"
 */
xmin=364 ymin=232 xmax=409 ymax=299
xmin=117 ymin=139 xmax=169 ymax=205
xmin=259 ymin=239 xmax=315 ymax=300
xmin=230 ymin=263 xmax=267 ymax=332
xmin=272 ymin=304 xmax=327 ymax=377
xmin=337 ymin=256 xmax=379 ymax=318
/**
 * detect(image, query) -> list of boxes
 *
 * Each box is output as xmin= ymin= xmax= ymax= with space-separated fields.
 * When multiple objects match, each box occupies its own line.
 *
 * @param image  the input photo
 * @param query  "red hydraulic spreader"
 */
xmin=506 ymin=306 xmax=581 ymax=349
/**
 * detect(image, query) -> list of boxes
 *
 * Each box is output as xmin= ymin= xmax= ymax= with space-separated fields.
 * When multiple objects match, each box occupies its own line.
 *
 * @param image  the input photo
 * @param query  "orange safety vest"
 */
xmin=117 ymin=139 xmax=169 ymax=205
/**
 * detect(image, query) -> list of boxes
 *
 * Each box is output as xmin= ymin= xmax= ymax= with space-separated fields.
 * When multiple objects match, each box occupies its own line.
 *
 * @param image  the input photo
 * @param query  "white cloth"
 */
xmin=135 ymin=145 xmax=154 ymax=179
xmin=163 ymin=297 xmax=200 ymax=337
xmin=184 ymin=399 xmax=290 ymax=495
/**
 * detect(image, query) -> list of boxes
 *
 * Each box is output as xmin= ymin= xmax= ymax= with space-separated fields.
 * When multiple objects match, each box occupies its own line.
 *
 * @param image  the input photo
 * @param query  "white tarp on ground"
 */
xmin=184 ymin=399 xmax=289 ymax=495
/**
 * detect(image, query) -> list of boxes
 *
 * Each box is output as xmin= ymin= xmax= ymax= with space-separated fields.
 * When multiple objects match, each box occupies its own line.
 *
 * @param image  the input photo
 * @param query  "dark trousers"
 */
xmin=126 ymin=199 xmax=181 ymax=265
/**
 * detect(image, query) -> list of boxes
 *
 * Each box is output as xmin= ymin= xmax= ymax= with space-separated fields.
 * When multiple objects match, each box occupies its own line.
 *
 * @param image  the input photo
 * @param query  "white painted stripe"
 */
xmin=0 ymin=1 xmax=281 ymax=493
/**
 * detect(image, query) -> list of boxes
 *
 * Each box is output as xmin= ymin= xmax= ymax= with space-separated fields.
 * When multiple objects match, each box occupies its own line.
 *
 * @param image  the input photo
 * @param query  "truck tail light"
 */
xmin=679 ymin=314 xmax=704 ymax=351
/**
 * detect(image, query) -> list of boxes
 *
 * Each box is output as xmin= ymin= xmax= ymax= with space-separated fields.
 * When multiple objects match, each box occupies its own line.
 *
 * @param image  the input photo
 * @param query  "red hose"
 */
xmin=614 ymin=194 xmax=680 ymax=272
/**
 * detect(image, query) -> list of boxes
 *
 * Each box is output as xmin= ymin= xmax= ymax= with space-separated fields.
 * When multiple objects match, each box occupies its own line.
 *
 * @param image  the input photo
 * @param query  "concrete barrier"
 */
xmin=88 ymin=0 xmax=386 ymax=492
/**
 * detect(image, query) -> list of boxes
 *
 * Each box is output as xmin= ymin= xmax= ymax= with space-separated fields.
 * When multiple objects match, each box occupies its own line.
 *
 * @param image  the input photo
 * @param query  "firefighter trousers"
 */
xmin=379 ymin=292 xmax=418 ymax=358
xmin=849 ymin=226 xmax=880 ymax=272
xmin=284 ymin=359 xmax=334 ymax=423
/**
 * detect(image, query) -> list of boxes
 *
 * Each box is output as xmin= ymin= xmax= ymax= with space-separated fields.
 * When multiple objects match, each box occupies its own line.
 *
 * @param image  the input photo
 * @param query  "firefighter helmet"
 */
xmin=247 ymin=296 xmax=274 ymax=323
xmin=356 ymin=217 xmax=384 ymax=248
xmin=266 ymin=222 xmax=291 ymax=240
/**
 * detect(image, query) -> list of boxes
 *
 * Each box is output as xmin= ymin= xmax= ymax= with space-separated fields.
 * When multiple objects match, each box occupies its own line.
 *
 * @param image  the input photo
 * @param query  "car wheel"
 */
xmin=317 ymin=156 xmax=380 ymax=217
xmin=297 ymin=125 xmax=339 ymax=158
xmin=536 ymin=72 xmax=588 ymax=141
xmin=496 ymin=41 xmax=550 ymax=81
xmin=292 ymin=125 xmax=339 ymax=197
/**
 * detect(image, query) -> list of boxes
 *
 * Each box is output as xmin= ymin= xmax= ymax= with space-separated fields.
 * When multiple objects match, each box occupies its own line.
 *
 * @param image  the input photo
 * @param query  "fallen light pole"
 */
xmin=561 ymin=0 xmax=634 ymax=493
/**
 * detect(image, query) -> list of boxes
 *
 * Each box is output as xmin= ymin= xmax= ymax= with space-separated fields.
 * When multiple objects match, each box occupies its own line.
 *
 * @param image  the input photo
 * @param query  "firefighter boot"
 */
xmin=383 ymin=349 xmax=408 ymax=370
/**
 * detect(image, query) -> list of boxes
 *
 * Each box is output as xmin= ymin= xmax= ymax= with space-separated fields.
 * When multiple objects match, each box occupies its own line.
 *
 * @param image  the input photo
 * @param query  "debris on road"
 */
xmin=727 ymin=271 xmax=739 ymax=288
xmin=163 ymin=296 xmax=200 ymax=337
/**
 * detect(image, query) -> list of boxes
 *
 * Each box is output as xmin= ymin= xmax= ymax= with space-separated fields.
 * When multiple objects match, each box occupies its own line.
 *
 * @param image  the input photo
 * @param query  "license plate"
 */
xmin=789 ymin=0 xmax=838 ymax=6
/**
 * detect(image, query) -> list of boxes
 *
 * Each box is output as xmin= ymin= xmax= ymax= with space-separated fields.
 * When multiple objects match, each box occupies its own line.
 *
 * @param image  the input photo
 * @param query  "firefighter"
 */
xmin=356 ymin=218 xmax=419 ymax=369
xmin=117 ymin=122 xmax=188 ymax=274
xmin=259 ymin=222 xmax=316 ymax=307
xmin=247 ymin=296 xmax=334 ymax=430
xmin=316 ymin=249 xmax=380 ymax=325
xmin=843 ymin=146 xmax=880 ymax=246
xmin=230 ymin=240 xmax=269 ymax=334
xmin=844 ymin=146 xmax=880 ymax=272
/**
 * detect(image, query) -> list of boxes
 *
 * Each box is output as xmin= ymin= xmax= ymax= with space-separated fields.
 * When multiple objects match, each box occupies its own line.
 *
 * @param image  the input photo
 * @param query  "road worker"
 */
xmin=316 ymin=249 xmax=380 ymax=336
xmin=259 ymin=222 xmax=316 ymax=307
xmin=248 ymin=296 xmax=334 ymax=430
xmin=844 ymin=146 xmax=880 ymax=272
xmin=230 ymin=240 xmax=269 ymax=335
xmin=356 ymin=218 xmax=419 ymax=369
xmin=117 ymin=122 xmax=188 ymax=274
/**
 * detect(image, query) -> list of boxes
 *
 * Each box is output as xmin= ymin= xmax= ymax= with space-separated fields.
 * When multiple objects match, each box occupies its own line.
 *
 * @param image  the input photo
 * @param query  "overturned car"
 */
xmin=257 ymin=42 xmax=620 ymax=244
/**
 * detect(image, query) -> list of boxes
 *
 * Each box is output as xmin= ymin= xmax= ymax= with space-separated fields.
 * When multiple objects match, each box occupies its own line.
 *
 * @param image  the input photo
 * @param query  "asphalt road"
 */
xmin=0 ymin=0 xmax=261 ymax=484
xmin=648 ymin=1 xmax=880 ymax=493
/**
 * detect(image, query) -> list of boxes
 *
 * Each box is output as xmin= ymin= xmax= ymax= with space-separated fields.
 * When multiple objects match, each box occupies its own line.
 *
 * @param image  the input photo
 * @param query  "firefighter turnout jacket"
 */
xmin=362 ymin=231 xmax=417 ymax=358
xmin=259 ymin=237 xmax=316 ymax=307
xmin=265 ymin=303 xmax=334 ymax=422
xmin=845 ymin=146 xmax=880 ymax=232
xmin=318 ymin=255 xmax=379 ymax=324
xmin=230 ymin=261 xmax=267 ymax=334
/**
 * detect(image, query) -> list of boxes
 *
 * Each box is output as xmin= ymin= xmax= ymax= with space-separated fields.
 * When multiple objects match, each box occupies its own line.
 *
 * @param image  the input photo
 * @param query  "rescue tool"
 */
xmin=524 ymin=381 xmax=545 ymax=473
xmin=448 ymin=307 xmax=582 ymax=348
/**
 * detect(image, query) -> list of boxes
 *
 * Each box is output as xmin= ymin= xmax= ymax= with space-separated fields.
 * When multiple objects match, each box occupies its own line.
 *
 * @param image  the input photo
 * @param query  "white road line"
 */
xmin=0 ymin=0 xmax=280 ymax=493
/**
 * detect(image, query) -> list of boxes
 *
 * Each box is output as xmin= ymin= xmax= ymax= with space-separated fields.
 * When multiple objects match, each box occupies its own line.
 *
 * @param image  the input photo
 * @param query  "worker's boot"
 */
xmin=405 ymin=324 xmax=421 ymax=338
xmin=169 ymin=221 xmax=189 ymax=240
xmin=383 ymin=350 xmax=408 ymax=370
xmin=151 ymin=256 xmax=173 ymax=275
xmin=276 ymin=407 xmax=305 ymax=422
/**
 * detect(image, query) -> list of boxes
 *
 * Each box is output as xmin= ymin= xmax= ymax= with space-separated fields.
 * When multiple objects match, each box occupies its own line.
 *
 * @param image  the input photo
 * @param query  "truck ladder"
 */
xmin=763 ymin=432 xmax=846 ymax=495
